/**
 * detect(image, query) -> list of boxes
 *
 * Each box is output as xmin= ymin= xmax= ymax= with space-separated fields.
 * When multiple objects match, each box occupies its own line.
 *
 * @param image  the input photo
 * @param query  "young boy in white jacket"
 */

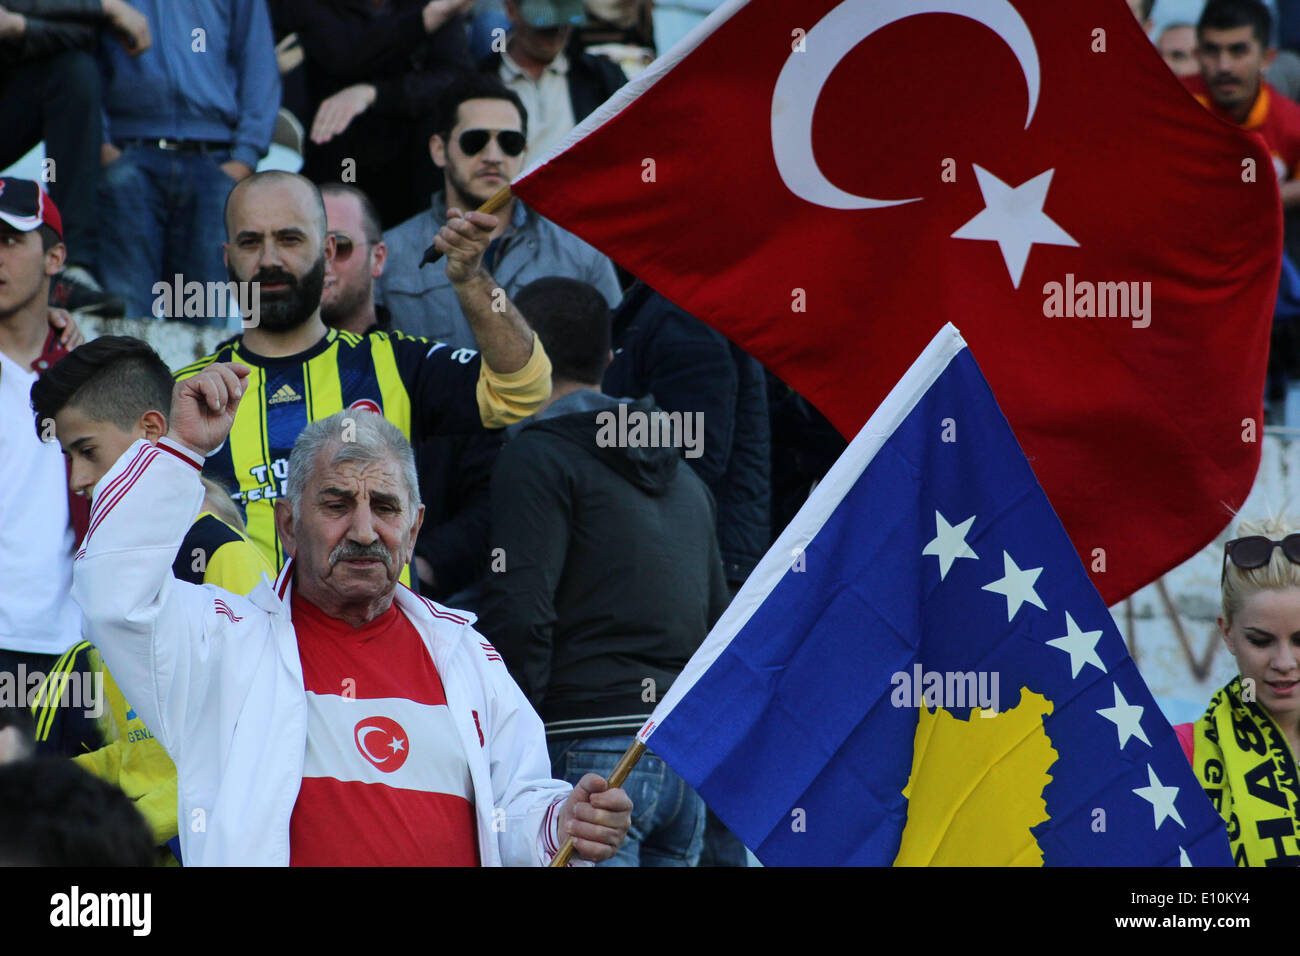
xmin=70 ymin=360 xmax=632 ymax=866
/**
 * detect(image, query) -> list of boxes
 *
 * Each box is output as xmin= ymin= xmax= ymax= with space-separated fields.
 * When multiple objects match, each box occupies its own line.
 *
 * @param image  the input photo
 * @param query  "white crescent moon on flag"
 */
xmin=356 ymin=725 xmax=392 ymax=763
xmin=771 ymin=0 xmax=1041 ymax=210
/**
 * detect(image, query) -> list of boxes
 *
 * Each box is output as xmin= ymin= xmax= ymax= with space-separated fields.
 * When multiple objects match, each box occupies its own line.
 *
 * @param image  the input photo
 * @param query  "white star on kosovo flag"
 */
xmin=981 ymin=551 xmax=1046 ymax=620
xmin=1097 ymin=684 xmax=1149 ymax=748
xmin=951 ymin=165 xmax=1078 ymax=289
xmin=922 ymin=511 xmax=978 ymax=580
xmin=1045 ymin=611 xmax=1106 ymax=678
xmin=1133 ymin=765 xmax=1185 ymax=830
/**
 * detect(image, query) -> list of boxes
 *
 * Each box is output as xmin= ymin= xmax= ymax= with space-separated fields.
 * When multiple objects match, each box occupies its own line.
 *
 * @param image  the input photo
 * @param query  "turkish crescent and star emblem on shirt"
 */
xmin=354 ymin=716 xmax=409 ymax=773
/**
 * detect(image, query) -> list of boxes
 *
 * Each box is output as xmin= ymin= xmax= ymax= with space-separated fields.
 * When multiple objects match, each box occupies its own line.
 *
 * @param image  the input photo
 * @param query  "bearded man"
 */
xmin=174 ymin=170 xmax=552 ymax=574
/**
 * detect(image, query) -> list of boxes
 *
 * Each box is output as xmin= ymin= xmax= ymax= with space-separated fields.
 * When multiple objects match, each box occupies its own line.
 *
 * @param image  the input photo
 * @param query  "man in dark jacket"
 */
xmin=0 ymin=0 xmax=148 ymax=302
xmin=480 ymin=276 xmax=728 ymax=866
xmin=601 ymin=279 xmax=766 ymax=868
xmin=478 ymin=0 xmax=625 ymax=161
xmin=603 ymin=281 xmax=769 ymax=593
xmin=271 ymin=0 xmax=476 ymax=228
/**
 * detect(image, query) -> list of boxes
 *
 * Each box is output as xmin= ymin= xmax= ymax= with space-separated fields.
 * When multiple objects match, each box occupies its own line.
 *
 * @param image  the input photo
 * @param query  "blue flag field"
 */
xmin=636 ymin=324 xmax=1233 ymax=866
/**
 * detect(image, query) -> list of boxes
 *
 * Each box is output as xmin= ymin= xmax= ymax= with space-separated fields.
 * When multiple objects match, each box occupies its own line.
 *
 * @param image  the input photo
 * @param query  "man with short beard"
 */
xmin=175 ymin=170 xmax=552 ymax=576
xmin=379 ymin=73 xmax=622 ymax=346
xmin=319 ymin=182 xmax=388 ymax=335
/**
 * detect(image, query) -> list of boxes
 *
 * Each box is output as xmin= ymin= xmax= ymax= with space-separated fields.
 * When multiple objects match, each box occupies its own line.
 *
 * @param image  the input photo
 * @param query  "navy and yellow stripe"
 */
xmin=30 ymin=640 xmax=95 ymax=746
xmin=173 ymin=329 xmax=480 ymax=578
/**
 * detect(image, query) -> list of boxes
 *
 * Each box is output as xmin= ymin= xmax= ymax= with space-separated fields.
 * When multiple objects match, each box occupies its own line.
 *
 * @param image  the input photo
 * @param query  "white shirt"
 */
xmin=499 ymin=48 xmax=576 ymax=164
xmin=0 ymin=348 xmax=82 ymax=654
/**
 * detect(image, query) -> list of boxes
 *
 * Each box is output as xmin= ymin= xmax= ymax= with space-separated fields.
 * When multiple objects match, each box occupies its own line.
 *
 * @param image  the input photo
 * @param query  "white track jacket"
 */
xmin=71 ymin=437 xmax=575 ymax=866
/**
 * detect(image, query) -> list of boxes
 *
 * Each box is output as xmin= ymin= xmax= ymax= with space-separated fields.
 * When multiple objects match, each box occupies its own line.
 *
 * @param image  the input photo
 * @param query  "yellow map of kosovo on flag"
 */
xmin=895 ymin=690 xmax=1058 ymax=865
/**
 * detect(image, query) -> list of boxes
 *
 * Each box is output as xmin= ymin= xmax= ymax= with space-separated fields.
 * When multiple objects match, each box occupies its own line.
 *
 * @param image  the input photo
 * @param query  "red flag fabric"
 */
xmin=511 ymin=0 xmax=1281 ymax=604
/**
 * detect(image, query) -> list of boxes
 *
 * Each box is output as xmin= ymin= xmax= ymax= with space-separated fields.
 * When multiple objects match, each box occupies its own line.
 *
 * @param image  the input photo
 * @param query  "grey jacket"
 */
xmin=377 ymin=191 xmax=623 ymax=348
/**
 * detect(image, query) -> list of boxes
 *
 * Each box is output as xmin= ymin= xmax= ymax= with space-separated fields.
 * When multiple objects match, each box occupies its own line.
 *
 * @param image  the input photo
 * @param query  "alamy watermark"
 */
xmin=595 ymin=404 xmax=704 ymax=459
xmin=0 ymin=665 xmax=103 ymax=719
xmin=151 ymin=275 xmax=261 ymax=326
xmin=1042 ymin=274 xmax=1151 ymax=328
xmin=50 ymin=886 xmax=150 ymax=936
xmin=890 ymin=664 xmax=999 ymax=715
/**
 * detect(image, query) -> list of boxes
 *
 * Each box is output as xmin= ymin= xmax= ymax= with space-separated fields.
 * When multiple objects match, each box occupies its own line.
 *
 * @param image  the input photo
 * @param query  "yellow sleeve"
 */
xmin=73 ymin=738 xmax=124 ymax=783
xmin=133 ymin=774 xmax=180 ymax=845
xmin=204 ymin=536 xmax=275 ymax=596
xmin=475 ymin=331 xmax=553 ymax=428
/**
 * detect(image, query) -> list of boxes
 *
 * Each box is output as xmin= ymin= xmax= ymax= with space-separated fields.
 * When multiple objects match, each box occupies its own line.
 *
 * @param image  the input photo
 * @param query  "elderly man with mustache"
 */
xmin=70 ymin=363 xmax=632 ymax=866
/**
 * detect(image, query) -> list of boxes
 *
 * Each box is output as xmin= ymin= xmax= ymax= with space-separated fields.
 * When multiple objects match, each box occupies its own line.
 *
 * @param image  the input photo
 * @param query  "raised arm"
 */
xmin=434 ymin=208 xmax=538 ymax=374
xmin=70 ymin=363 xmax=251 ymax=756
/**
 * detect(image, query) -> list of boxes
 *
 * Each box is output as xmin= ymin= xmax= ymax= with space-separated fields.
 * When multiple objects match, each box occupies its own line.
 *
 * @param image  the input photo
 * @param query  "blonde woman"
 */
xmin=1174 ymin=521 xmax=1300 ymax=866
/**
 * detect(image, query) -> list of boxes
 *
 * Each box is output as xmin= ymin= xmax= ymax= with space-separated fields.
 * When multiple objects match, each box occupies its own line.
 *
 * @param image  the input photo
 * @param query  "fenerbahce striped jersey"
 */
xmin=174 ymin=328 xmax=551 ymax=572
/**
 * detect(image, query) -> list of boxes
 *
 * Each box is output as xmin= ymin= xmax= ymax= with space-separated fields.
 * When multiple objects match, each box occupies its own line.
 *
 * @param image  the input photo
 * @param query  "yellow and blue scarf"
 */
xmin=1192 ymin=676 xmax=1300 ymax=866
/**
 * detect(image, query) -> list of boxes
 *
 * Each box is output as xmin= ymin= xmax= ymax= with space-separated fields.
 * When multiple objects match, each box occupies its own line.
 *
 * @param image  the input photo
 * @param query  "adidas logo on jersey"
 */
xmin=268 ymin=383 xmax=302 ymax=405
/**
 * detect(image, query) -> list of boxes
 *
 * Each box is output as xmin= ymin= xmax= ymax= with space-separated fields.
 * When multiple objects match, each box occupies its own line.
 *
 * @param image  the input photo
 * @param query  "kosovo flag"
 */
xmin=636 ymin=325 xmax=1233 ymax=866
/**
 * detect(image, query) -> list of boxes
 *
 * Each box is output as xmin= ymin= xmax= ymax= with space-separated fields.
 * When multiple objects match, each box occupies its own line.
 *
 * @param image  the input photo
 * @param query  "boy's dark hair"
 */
xmin=514 ymin=277 xmax=610 ymax=385
xmin=1199 ymin=0 xmax=1272 ymax=47
xmin=0 ymin=758 xmax=154 ymax=865
xmin=30 ymin=335 xmax=175 ymax=440
xmin=318 ymin=182 xmax=383 ymax=243
xmin=434 ymin=73 xmax=529 ymax=144
xmin=1137 ymin=0 xmax=1156 ymax=22
xmin=38 ymin=224 xmax=62 ymax=252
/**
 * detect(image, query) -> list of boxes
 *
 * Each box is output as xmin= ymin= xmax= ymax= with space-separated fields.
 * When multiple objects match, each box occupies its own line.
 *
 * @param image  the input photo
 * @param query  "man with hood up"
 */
xmin=480 ymin=276 xmax=730 ymax=866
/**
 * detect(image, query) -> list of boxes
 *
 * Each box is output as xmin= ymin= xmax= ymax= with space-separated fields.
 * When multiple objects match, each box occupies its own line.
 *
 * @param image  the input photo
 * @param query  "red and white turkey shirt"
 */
xmin=289 ymin=592 xmax=481 ymax=866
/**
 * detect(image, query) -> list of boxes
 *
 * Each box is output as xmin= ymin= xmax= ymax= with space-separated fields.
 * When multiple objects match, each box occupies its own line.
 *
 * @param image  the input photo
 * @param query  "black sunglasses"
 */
xmin=1222 ymin=535 xmax=1300 ymax=579
xmin=457 ymin=128 xmax=526 ymax=157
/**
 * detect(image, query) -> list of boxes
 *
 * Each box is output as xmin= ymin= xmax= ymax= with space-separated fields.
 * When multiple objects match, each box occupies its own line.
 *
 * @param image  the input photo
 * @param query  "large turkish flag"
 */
xmin=511 ymin=0 xmax=1281 ymax=604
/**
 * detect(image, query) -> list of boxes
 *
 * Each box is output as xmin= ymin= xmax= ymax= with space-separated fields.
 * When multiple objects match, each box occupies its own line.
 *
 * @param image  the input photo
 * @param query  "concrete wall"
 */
xmin=80 ymin=316 xmax=234 ymax=372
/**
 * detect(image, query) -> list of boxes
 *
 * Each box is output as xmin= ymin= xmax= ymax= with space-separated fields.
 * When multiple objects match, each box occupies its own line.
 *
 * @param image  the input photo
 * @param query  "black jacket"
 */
xmin=604 ymin=282 xmax=771 ymax=585
xmin=1 ymin=0 xmax=102 ymax=67
xmin=412 ymin=430 xmax=501 ymax=604
xmin=270 ymin=0 xmax=471 ymax=118
xmin=477 ymin=46 xmax=626 ymax=126
xmin=479 ymin=393 xmax=729 ymax=739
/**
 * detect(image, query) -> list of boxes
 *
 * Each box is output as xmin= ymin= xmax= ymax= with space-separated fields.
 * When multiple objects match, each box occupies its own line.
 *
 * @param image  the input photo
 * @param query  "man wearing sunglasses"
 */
xmin=379 ymin=73 xmax=622 ymax=347
xmin=320 ymin=183 xmax=388 ymax=336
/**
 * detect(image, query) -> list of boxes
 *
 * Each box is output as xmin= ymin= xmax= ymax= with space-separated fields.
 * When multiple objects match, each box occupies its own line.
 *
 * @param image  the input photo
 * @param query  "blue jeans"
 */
xmin=97 ymin=144 xmax=238 ymax=323
xmin=548 ymin=734 xmax=705 ymax=867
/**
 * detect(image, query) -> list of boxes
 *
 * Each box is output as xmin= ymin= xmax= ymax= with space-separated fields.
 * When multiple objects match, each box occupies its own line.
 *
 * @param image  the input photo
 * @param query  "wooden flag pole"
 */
xmin=548 ymin=738 xmax=647 ymax=867
xmin=420 ymin=185 xmax=514 ymax=266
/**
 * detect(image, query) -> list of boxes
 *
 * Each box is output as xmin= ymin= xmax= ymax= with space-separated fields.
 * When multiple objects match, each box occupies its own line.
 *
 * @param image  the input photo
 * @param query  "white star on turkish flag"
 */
xmin=950 ymin=165 xmax=1078 ymax=288
xmin=513 ymin=0 xmax=1281 ymax=604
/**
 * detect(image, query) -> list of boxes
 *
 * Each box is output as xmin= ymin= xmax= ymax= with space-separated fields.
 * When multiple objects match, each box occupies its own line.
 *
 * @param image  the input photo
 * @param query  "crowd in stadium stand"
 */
xmin=0 ymin=0 xmax=1296 ymax=867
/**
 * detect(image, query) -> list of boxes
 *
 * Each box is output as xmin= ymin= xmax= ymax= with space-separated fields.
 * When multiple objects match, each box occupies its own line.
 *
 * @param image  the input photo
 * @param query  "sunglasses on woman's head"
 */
xmin=457 ymin=129 xmax=526 ymax=157
xmin=1222 ymin=535 xmax=1300 ymax=579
